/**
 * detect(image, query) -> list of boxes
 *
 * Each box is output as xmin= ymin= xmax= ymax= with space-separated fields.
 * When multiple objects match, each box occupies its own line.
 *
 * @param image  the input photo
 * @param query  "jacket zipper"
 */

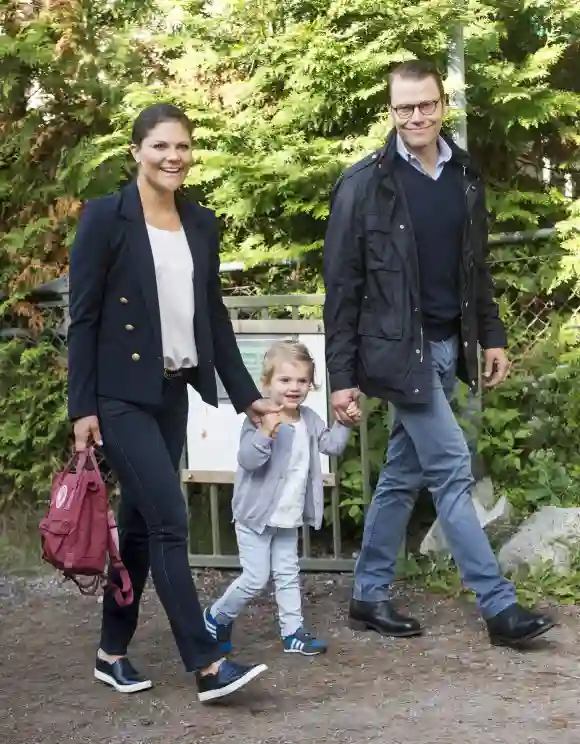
xmin=393 ymin=170 xmax=425 ymax=366
xmin=461 ymin=165 xmax=470 ymax=301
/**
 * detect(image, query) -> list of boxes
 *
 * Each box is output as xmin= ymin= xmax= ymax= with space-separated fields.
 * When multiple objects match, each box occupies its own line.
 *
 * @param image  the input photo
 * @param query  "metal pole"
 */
xmin=447 ymin=25 xmax=467 ymax=150
xmin=488 ymin=227 xmax=557 ymax=245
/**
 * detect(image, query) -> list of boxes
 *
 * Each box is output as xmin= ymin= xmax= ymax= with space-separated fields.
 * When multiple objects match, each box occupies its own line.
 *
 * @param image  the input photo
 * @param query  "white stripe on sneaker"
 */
xmin=204 ymin=608 xmax=217 ymax=638
xmin=94 ymin=669 xmax=153 ymax=694
xmin=283 ymin=636 xmax=324 ymax=655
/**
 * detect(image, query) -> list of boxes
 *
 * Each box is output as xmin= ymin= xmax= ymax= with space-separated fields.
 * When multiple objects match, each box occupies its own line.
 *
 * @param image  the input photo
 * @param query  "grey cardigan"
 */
xmin=232 ymin=405 xmax=352 ymax=533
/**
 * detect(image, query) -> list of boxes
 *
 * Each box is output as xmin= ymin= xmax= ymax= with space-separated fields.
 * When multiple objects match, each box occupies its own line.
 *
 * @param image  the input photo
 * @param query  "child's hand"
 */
xmin=345 ymin=401 xmax=362 ymax=424
xmin=260 ymin=412 xmax=281 ymax=438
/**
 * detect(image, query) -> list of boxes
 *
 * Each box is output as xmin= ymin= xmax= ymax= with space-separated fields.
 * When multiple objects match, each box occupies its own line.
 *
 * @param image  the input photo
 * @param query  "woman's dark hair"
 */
xmin=131 ymin=103 xmax=193 ymax=146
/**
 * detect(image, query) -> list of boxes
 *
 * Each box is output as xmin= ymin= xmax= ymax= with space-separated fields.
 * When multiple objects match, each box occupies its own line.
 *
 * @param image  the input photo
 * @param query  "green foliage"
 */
xmin=1 ymin=0 xmax=580 ymax=537
xmin=328 ymin=397 xmax=391 ymax=525
xmin=478 ymin=334 xmax=580 ymax=514
xmin=403 ymin=549 xmax=580 ymax=607
xmin=0 ymin=338 xmax=69 ymax=507
xmin=0 ymin=509 xmax=48 ymax=574
xmin=0 ymin=0 xmax=166 ymax=508
xmin=0 ymin=0 xmax=160 ymax=291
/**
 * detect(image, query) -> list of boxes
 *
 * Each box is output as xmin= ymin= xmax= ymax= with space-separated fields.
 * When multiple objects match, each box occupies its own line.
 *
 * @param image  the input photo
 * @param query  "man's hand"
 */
xmin=260 ymin=412 xmax=282 ymax=439
xmin=73 ymin=415 xmax=102 ymax=452
xmin=246 ymin=398 xmax=283 ymax=426
xmin=331 ymin=388 xmax=360 ymax=425
xmin=483 ymin=348 xmax=510 ymax=388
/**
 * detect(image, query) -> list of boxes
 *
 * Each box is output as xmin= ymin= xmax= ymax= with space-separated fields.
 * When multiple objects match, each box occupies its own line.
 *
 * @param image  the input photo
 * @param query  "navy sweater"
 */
xmin=396 ymin=156 xmax=466 ymax=340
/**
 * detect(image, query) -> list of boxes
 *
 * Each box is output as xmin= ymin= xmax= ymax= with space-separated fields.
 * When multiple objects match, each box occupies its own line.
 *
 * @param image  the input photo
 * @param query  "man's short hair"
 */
xmin=388 ymin=59 xmax=445 ymax=101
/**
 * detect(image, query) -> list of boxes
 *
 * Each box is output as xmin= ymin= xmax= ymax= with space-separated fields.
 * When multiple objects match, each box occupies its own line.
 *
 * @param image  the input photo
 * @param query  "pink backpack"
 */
xmin=39 ymin=448 xmax=133 ymax=606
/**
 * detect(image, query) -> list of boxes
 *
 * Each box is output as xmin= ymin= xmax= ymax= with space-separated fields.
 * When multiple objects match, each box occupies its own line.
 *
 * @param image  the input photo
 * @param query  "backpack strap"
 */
xmin=105 ymin=509 xmax=134 ymax=607
xmin=65 ymin=573 xmax=102 ymax=596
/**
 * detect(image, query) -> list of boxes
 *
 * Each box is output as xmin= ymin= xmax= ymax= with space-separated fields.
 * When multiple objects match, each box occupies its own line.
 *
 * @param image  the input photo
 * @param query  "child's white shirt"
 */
xmin=267 ymin=417 xmax=310 ymax=529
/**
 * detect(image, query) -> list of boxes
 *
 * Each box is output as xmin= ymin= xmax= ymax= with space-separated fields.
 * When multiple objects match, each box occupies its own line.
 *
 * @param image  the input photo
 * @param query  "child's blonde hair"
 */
xmin=261 ymin=339 xmax=320 ymax=390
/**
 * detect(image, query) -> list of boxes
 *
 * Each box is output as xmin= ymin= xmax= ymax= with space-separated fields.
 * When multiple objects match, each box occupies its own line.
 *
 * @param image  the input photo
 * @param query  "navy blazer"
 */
xmin=67 ymin=181 xmax=260 ymax=421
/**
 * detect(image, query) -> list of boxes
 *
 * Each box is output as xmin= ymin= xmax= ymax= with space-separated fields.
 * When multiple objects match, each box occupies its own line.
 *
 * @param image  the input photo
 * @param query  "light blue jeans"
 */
xmin=353 ymin=336 xmax=516 ymax=619
xmin=212 ymin=523 xmax=303 ymax=637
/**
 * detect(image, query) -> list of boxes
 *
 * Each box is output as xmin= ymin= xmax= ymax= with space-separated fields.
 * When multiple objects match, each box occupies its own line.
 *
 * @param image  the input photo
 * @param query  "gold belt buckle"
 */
xmin=163 ymin=368 xmax=182 ymax=379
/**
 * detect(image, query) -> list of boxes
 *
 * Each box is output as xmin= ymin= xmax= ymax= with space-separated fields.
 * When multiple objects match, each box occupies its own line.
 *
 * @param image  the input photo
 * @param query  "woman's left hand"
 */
xmin=246 ymin=398 xmax=283 ymax=426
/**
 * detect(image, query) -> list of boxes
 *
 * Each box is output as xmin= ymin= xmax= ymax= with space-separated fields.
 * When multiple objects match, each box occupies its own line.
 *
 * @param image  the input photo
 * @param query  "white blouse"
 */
xmin=146 ymin=224 xmax=198 ymax=370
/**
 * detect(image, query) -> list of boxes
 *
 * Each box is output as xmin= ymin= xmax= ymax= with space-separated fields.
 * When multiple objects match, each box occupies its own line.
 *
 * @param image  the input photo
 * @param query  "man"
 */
xmin=323 ymin=59 xmax=554 ymax=648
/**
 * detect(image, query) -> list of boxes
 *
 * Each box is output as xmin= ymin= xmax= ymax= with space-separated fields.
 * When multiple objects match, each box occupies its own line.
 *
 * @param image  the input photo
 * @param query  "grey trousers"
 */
xmin=211 ymin=523 xmax=303 ymax=637
xmin=353 ymin=336 xmax=516 ymax=618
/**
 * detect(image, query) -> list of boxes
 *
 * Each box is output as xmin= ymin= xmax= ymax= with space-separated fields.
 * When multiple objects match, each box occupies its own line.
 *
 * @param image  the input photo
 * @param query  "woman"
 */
xmin=68 ymin=103 xmax=277 ymax=702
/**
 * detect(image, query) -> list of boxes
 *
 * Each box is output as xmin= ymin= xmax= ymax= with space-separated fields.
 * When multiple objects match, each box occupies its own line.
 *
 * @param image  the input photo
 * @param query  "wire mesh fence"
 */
xmin=488 ymin=250 xmax=580 ymax=364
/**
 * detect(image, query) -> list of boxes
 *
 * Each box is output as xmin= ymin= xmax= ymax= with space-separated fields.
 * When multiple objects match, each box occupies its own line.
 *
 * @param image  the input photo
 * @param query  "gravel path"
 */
xmin=1 ymin=571 xmax=578 ymax=743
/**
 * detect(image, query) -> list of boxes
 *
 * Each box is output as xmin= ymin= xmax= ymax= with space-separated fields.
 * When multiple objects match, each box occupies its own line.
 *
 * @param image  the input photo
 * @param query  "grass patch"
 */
xmin=401 ymin=552 xmax=580 ymax=606
xmin=0 ymin=509 xmax=47 ymax=575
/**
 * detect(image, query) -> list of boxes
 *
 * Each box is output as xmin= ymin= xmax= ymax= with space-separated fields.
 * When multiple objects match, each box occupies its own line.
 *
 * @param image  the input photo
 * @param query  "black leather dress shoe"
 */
xmin=348 ymin=599 xmax=423 ymax=637
xmin=486 ymin=603 xmax=556 ymax=648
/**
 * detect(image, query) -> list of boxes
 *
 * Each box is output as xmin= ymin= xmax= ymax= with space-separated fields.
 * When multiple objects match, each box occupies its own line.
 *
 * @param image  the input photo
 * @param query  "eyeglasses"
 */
xmin=391 ymin=99 xmax=441 ymax=119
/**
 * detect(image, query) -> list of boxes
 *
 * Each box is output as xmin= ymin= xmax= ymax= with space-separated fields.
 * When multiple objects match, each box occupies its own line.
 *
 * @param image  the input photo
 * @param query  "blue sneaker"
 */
xmin=196 ymin=659 xmax=268 ymax=703
xmin=283 ymin=627 xmax=327 ymax=656
xmin=204 ymin=607 xmax=233 ymax=654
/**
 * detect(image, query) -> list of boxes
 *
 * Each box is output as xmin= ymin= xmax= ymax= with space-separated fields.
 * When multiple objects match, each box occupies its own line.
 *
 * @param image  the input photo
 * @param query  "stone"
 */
xmin=419 ymin=481 xmax=512 ymax=556
xmin=498 ymin=506 xmax=580 ymax=575
xmin=472 ymin=477 xmax=496 ymax=509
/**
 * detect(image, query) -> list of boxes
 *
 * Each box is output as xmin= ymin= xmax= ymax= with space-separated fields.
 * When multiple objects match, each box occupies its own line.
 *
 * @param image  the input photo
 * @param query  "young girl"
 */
xmin=205 ymin=340 xmax=360 ymax=656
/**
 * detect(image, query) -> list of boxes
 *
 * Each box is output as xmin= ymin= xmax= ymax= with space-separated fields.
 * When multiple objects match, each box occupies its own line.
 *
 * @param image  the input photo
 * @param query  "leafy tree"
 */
xmin=0 ymin=0 xmax=162 ymax=504
xmin=1 ymin=0 xmax=579 ymax=524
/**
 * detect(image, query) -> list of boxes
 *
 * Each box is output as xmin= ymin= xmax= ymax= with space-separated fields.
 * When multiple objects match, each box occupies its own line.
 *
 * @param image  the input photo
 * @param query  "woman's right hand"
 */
xmin=73 ymin=415 xmax=103 ymax=452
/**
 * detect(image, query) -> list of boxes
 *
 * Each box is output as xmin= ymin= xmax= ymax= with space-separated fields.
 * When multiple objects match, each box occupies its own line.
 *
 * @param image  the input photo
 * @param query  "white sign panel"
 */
xmin=186 ymin=333 xmax=331 ymax=475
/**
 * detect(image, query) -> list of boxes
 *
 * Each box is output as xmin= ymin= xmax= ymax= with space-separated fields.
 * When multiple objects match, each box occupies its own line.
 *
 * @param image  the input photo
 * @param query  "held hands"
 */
xmin=331 ymin=388 xmax=361 ymax=426
xmin=73 ymin=415 xmax=103 ymax=452
xmin=345 ymin=400 xmax=362 ymax=424
xmin=248 ymin=393 xmax=361 ymax=437
xmin=246 ymin=398 xmax=283 ymax=428
xmin=246 ymin=398 xmax=283 ymax=439
xmin=260 ymin=412 xmax=282 ymax=439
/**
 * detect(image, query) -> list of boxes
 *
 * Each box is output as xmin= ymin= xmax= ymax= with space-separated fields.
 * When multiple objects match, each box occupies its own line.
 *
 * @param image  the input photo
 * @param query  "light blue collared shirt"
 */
xmin=396 ymin=133 xmax=452 ymax=181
